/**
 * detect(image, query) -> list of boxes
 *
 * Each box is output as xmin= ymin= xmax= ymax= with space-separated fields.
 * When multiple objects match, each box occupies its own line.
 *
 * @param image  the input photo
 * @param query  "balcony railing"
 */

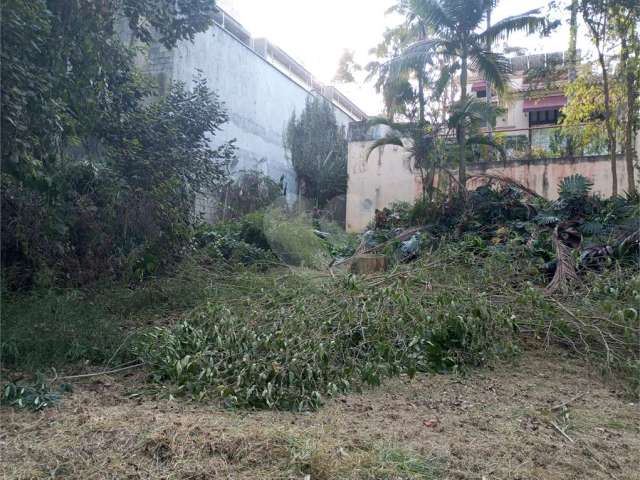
xmin=485 ymin=124 xmax=612 ymax=161
xmin=349 ymin=121 xmax=615 ymax=162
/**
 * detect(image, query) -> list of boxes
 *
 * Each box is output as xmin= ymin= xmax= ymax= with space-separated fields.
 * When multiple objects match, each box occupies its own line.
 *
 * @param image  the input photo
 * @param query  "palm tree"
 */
xmin=366 ymin=97 xmax=505 ymax=200
xmin=388 ymin=0 xmax=546 ymax=186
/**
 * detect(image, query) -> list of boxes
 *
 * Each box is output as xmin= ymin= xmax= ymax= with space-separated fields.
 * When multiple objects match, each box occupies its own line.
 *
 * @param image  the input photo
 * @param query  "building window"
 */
xmin=529 ymin=109 xmax=560 ymax=126
xmin=476 ymin=89 xmax=487 ymax=98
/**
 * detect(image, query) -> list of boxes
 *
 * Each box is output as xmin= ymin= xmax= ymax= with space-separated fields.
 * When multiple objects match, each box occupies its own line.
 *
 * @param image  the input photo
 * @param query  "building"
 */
xmin=469 ymin=51 xmax=572 ymax=156
xmin=121 ymin=7 xmax=367 ymax=221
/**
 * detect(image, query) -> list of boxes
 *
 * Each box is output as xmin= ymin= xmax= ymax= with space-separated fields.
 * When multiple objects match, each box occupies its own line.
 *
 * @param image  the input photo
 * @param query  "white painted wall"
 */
xmin=132 ymin=22 xmax=357 ymax=220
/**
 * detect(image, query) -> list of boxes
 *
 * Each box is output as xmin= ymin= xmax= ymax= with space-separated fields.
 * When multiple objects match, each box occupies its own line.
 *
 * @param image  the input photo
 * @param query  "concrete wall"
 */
xmin=130 ymin=22 xmax=357 ymax=221
xmin=346 ymin=139 xmax=635 ymax=232
xmin=346 ymin=141 xmax=422 ymax=233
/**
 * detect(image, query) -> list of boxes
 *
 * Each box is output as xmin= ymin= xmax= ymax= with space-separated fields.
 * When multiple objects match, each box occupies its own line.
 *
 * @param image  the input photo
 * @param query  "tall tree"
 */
xmin=364 ymin=22 xmax=429 ymax=123
xmin=1 ymin=0 xmax=219 ymax=182
xmin=389 ymin=0 xmax=546 ymax=186
xmin=613 ymin=3 xmax=639 ymax=195
xmin=579 ymin=0 xmax=618 ymax=196
xmin=284 ymin=97 xmax=348 ymax=208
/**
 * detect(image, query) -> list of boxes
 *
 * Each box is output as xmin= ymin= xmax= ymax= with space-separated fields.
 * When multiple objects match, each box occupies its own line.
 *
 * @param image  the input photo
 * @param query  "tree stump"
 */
xmin=349 ymin=254 xmax=388 ymax=275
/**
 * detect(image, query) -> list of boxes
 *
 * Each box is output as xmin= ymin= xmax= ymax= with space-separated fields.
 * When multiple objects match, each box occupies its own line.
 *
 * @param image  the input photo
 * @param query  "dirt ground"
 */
xmin=1 ymin=350 xmax=638 ymax=480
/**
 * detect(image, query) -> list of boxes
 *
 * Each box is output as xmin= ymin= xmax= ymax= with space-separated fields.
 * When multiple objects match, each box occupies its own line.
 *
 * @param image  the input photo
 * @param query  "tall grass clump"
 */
xmin=263 ymin=207 xmax=332 ymax=269
xmin=1 ymin=289 xmax=124 ymax=370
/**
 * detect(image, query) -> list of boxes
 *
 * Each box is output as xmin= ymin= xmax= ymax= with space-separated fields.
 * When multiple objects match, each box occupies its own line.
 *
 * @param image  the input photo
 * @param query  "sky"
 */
xmin=217 ymin=0 xmax=593 ymax=115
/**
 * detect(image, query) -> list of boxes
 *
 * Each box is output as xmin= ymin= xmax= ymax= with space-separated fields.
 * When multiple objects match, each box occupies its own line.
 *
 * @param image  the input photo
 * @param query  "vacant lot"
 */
xmin=2 ymin=350 xmax=638 ymax=480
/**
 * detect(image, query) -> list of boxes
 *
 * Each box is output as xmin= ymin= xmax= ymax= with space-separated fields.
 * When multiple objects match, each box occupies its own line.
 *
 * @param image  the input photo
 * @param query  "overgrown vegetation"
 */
xmin=1 ymin=0 xmax=637 ymax=430
xmin=3 ymin=172 xmax=637 ymax=412
xmin=129 ymin=175 xmax=638 ymax=411
xmin=135 ymin=263 xmax=519 ymax=410
xmin=1 ymin=0 xmax=232 ymax=289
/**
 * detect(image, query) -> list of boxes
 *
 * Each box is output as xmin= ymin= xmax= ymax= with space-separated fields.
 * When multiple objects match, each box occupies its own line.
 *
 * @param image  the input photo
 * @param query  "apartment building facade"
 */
xmin=469 ymin=51 xmax=576 ymax=156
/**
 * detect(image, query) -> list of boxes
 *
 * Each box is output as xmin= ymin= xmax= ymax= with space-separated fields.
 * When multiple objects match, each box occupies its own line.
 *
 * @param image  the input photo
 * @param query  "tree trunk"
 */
xmin=621 ymin=29 xmax=637 ymax=195
xmin=418 ymin=71 xmax=425 ymax=125
xmin=566 ymin=0 xmax=579 ymax=158
xmin=485 ymin=7 xmax=494 ymax=161
xmin=598 ymin=51 xmax=618 ymax=197
xmin=584 ymin=3 xmax=618 ymax=196
xmin=458 ymin=52 xmax=468 ymax=188
xmin=568 ymin=0 xmax=579 ymax=82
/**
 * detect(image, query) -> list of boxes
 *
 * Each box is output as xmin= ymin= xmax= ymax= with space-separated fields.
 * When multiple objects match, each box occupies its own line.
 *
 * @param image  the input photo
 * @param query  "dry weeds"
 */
xmin=1 ymin=350 xmax=638 ymax=480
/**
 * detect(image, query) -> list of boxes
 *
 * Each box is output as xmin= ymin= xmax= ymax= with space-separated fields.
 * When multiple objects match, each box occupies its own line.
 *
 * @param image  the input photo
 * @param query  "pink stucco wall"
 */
xmin=466 ymin=156 xmax=630 ymax=200
xmin=346 ymin=139 xmax=637 ymax=232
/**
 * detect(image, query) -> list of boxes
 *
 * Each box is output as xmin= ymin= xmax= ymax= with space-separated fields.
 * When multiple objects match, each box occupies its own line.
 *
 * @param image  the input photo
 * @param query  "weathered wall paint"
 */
xmin=346 ymin=139 xmax=636 ymax=233
xmin=346 ymin=141 xmax=422 ymax=233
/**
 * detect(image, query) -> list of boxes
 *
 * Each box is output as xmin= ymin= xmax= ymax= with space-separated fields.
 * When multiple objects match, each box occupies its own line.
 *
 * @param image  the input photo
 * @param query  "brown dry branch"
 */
xmin=468 ymin=173 xmax=545 ymax=200
xmin=335 ymin=227 xmax=421 ymax=268
xmin=545 ymin=225 xmax=581 ymax=294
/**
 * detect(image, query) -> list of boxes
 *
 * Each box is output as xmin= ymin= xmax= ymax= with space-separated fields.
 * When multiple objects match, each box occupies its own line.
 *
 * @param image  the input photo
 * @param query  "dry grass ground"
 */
xmin=1 ymin=350 xmax=638 ymax=480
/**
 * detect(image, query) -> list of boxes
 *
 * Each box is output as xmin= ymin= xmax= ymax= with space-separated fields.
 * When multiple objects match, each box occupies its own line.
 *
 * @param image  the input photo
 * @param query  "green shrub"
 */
xmin=239 ymin=211 xmax=271 ymax=250
xmin=194 ymin=218 xmax=275 ymax=267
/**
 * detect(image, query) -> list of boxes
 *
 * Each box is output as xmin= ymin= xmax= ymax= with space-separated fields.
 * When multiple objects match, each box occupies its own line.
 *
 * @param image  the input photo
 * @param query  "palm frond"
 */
xmin=468 ymin=173 xmax=544 ymax=199
xmin=366 ymin=116 xmax=418 ymax=136
xmin=479 ymin=10 xmax=547 ymax=45
xmin=365 ymin=135 xmax=406 ymax=161
xmin=441 ymin=0 xmax=485 ymax=31
xmin=534 ymin=214 xmax=561 ymax=226
xmin=558 ymin=174 xmax=593 ymax=200
xmin=448 ymin=98 xmax=501 ymax=129
xmin=468 ymin=50 xmax=511 ymax=92
xmin=432 ymin=62 xmax=459 ymax=98
xmin=412 ymin=0 xmax=456 ymax=30
xmin=465 ymin=135 xmax=506 ymax=161
xmin=385 ymin=38 xmax=445 ymax=79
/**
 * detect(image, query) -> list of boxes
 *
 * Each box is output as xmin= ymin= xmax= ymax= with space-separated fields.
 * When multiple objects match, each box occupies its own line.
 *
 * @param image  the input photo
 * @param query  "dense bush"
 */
xmin=2 ymin=78 xmax=234 ymax=288
xmin=284 ymin=96 xmax=348 ymax=208
xmin=1 ymin=1 xmax=233 ymax=288
xmin=219 ymin=170 xmax=285 ymax=220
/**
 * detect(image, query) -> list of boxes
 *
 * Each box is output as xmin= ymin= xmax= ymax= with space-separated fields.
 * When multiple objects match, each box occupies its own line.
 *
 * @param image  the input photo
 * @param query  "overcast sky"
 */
xmin=217 ymin=0 xmax=593 ymax=115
